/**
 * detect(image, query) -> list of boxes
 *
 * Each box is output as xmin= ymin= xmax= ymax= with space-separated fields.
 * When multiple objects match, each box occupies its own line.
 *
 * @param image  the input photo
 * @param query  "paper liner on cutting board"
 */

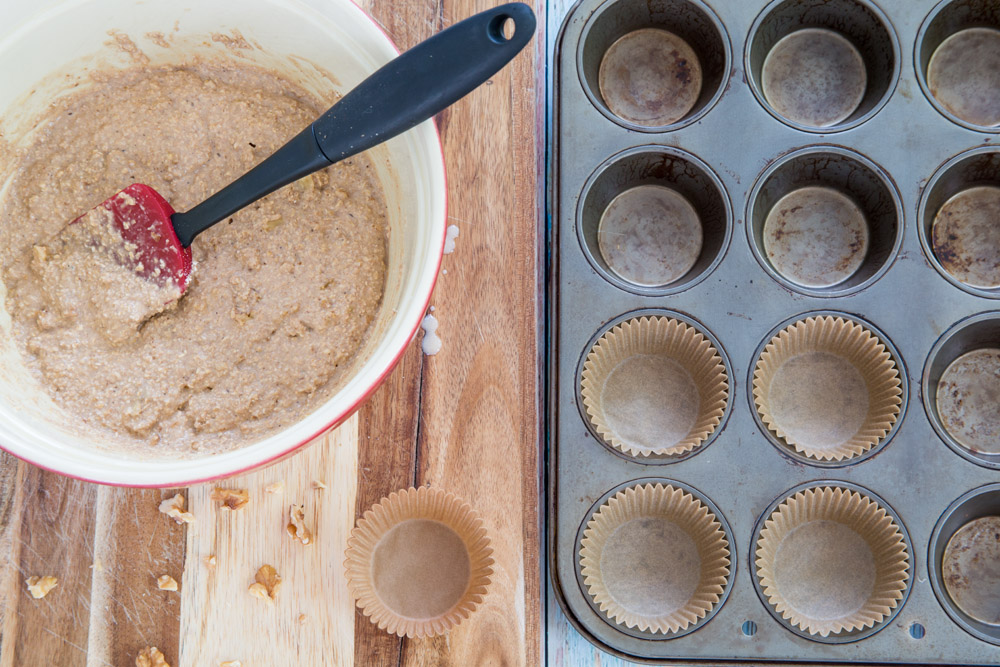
xmin=581 ymin=316 xmax=729 ymax=457
xmin=579 ymin=483 xmax=731 ymax=634
xmin=344 ymin=487 xmax=494 ymax=638
xmin=755 ymin=486 xmax=909 ymax=637
xmin=752 ymin=315 xmax=901 ymax=461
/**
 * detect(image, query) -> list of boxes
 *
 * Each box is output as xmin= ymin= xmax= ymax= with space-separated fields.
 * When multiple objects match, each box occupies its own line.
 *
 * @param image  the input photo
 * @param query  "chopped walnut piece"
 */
xmin=298 ymin=613 xmax=307 ymax=625
xmin=248 ymin=564 xmax=281 ymax=601
xmin=135 ymin=646 xmax=170 ymax=667
xmin=311 ymin=480 xmax=327 ymax=490
xmin=219 ymin=662 xmax=242 ymax=667
xmin=156 ymin=575 xmax=178 ymax=591
xmin=264 ymin=481 xmax=284 ymax=494
xmin=25 ymin=575 xmax=58 ymax=599
xmin=205 ymin=555 xmax=217 ymax=568
xmin=158 ymin=494 xmax=195 ymax=524
xmin=211 ymin=487 xmax=249 ymax=510
xmin=248 ymin=583 xmax=269 ymax=601
xmin=286 ymin=504 xmax=313 ymax=546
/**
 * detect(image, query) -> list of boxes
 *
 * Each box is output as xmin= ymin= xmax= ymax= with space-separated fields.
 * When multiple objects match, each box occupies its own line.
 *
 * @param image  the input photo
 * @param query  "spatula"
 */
xmin=66 ymin=3 xmax=535 ymax=295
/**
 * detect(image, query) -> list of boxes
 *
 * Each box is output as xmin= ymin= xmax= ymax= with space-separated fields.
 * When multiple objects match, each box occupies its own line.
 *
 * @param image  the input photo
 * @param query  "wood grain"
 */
xmin=4 ymin=459 xmax=98 ymax=667
xmin=86 ymin=487 xmax=186 ymax=667
xmin=0 ymin=454 xmax=188 ymax=667
xmin=178 ymin=420 xmax=360 ymax=666
xmin=354 ymin=1 xmax=543 ymax=665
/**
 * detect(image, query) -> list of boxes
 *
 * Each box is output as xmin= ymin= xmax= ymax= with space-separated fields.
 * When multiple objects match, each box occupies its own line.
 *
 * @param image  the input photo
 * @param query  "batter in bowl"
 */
xmin=0 ymin=62 xmax=388 ymax=454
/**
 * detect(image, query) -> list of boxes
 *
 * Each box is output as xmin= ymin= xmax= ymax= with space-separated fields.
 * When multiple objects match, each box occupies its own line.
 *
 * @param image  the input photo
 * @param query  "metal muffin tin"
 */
xmin=548 ymin=0 xmax=1000 ymax=663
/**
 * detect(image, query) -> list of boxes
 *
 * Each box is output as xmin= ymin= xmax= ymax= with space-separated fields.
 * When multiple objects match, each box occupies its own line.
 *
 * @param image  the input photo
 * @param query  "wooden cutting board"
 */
xmin=0 ymin=1 xmax=542 ymax=664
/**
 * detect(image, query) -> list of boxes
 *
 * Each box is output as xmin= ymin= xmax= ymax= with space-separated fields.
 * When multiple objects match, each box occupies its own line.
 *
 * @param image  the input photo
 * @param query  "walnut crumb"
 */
xmin=211 ymin=487 xmax=249 ymax=510
xmin=156 ymin=575 xmax=178 ymax=591
xmin=25 ymin=575 xmax=58 ymax=599
xmin=249 ymin=564 xmax=281 ymax=601
xmin=219 ymin=662 xmax=242 ymax=667
xmin=311 ymin=480 xmax=327 ymax=490
xmin=158 ymin=493 xmax=195 ymax=524
xmin=205 ymin=555 xmax=217 ymax=567
xmin=136 ymin=646 xmax=170 ymax=667
xmin=286 ymin=504 xmax=313 ymax=546
xmin=298 ymin=613 xmax=307 ymax=625
xmin=264 ymin=481 xmax=284 ymax=494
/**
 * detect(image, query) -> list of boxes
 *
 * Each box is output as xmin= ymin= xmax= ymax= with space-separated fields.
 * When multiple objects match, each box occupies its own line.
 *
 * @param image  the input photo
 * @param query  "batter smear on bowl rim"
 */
xmin=0 ymin=62 xmax=388 ymax=454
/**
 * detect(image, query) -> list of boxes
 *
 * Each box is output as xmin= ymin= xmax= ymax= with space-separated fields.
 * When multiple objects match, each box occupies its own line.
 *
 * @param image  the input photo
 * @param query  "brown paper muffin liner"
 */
xmin=752 ymin=315 xmax=901 ymax=461
xmin=579 ymin=483 xmax=731 ymax=634
xmin=755 ymin=486 xmax=909 ymax=637
xmin=345 ymin=487 xmax=494 ymax=638
xmin=581 ymin=317 xmax=729 ymax=457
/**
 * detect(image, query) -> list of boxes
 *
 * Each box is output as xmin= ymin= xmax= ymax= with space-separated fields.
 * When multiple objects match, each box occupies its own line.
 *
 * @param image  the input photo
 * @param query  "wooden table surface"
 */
xmin=0 ymin=1 xmax=543 ymax=665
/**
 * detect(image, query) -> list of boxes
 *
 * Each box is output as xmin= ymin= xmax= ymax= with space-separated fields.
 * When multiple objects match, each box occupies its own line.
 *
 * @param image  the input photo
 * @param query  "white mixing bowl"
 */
xmin=0 ymin=0 xmax=446 ymax=486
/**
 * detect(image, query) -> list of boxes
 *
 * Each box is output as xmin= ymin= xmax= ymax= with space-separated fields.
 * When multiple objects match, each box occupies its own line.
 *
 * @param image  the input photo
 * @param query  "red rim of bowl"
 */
xmin=0 ymin=0 xmax=448 ymax=488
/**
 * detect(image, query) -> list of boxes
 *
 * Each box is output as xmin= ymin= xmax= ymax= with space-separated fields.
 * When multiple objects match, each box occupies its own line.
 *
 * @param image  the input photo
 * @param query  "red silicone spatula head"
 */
xmin=72 ymin=183 xmax=193 ymax=293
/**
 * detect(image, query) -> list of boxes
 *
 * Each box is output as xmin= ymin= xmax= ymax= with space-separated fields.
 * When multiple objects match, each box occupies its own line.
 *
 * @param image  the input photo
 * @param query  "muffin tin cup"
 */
xmin=745 ymin=0 xmax=901 ymax=133
xmin=918 ymin=147 xmax=1000 ymax=299
xmin=577 ymin=0 xmax=731 ymax=132
xmin=929 ymin=483 xmax=1000 ymax=645
xmin=577 ymin=146 xmax=733 ymax=296
xmin=749 ymin=311 xmax=907 ymax=467
xmin=747 ymin=146 xmax=904 ymax=298
xmin=922 ymin=311 xmax=1000 ymax=469
xmin=574 ymin=478 xmax=736 ymax=641
xmin=575 ymin=309 xmax=734 ymax=465
xmin=916 ymin=0 xmax=1000 ymax=132
xmin=751 ymin=481 xmax=913 ymax=644
xmin=580 ymin=315 xmax=729 ymax=458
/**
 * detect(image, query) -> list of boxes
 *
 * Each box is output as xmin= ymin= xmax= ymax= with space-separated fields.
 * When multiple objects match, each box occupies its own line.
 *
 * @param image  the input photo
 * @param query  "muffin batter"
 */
xmin=0 ymin=62 xmax=387 ymax=453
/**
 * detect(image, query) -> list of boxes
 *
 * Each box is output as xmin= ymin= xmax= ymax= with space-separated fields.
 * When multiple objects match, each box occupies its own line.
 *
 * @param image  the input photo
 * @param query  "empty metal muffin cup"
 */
xmin=930 ymin=483 xmax=1000 ymax=645
xmin=579 ymin=482 xmax=731 ymax=635
xmin=754 ymin=484 xmax=910 ymax=639
xmin=598 ymin=28 xmax=702 ymax=127
xmin=943 ymin=516 xmax=1000 ymax=626
xmin=598 ymin=185 xmax=703 ymax=287
xmin=761 ymin=28 xmax=866 ymax=128
xmin=923 ymin=312 xmax=1000 ymax=469
xmin=579 ymin=146 xmax=732 ymax=296
xmin=345 ymin=487 xmax=494 ymax=638
xmin=937 ymin=349 xmax=1000 ymax=454
xmin=747 ymin=146 xmax=902 ymax=297
xmin=578 ymin=0 xmax=730 ymax=131
xmin=581 ymin=315 xmax=729 ymax=458
xmin=746 ymin=0 xmax=899 ymax=132
xmin=919 ymin=147 xmax=1000 ymax=299
xmin=762 ymin=186 xmax=868 ymax=289
xmin=917 ymin=0 xmax=1000 ymax=131
xmin=752 ymin=315 xmax=903 ymax=462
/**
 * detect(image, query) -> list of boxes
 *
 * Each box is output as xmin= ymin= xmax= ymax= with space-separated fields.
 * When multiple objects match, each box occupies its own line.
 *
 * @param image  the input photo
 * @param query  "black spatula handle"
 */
xmin=172 ymin=2 xmax=535 ymax=247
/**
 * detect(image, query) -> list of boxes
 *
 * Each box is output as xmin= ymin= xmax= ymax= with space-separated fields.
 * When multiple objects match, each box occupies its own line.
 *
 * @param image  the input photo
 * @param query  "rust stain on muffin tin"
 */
xmin=598 ymin=28 xmax=703 ymax=126
xmin=936 ymin=348 xmax=1000 ymax=454
xmin=931 ymin=186 xmax=1000 ymax=289
xmin=942 ymin=515 xmax=1000 ymax=626
xmin=763 ymin=186 xmax=869 ymax=288
xmin=761 ymin=28 xmax=867 ymax=128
